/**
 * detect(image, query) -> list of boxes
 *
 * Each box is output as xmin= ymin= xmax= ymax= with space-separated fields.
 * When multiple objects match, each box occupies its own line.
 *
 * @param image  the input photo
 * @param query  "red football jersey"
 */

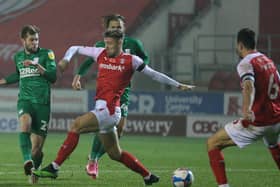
xmin=237 ymin=52 xmax=280 ymax=126
xmin=95 ymin=50 xmax=136 ymax=114
xmin=71 ymin=47 xmax=144 ymax=114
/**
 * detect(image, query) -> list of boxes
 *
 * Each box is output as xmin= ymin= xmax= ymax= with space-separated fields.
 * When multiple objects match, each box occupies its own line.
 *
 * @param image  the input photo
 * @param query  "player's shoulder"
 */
xmin=39 ymin=48 xmax=55 ymax=60
xmin=38 ymin=48 xmax=54 ymax=54
xmin=238 ymin=52 xmax=262 ymax=67
xmin=237 ymin=52 xmax=264 ymax=75
xmin=121 ymin=53 xmax=140 ymax=61
xmin=124 ymin=36 xmax=142 ymax=44
xmin=95 ymin=41 xmax=105 ymax=47
xmin=13 ymin=50 xmax=24 ymax=61
xmin=14 ymin=49 xmax=24 ymax=56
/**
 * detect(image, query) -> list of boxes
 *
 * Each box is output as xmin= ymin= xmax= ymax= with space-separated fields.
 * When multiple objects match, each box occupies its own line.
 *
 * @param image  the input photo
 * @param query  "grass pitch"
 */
xmin=0 ymin=133 xmax=278 ymax=187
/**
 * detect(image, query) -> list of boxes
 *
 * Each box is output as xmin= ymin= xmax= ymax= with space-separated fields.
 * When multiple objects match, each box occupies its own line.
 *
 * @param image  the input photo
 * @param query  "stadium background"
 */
xmin=0 ymin=0 xmax=279 ymax=186
xmin=1 ymin=0 xmax=279 ymax=137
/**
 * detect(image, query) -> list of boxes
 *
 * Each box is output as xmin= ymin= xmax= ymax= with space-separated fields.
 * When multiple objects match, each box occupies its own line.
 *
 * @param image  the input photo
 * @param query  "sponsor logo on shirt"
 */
xmin=99 ymin=63 xmax=125 ymax=72
xmin=19 ymin=67 xmax=40 ymax=78
xmin=120 ymin=59 xmax=125 ymax=64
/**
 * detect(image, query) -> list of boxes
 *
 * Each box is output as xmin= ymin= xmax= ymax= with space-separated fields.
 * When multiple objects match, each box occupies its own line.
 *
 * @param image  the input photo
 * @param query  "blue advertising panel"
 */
xmin=88 ymin=90 xmax=224 ymax=114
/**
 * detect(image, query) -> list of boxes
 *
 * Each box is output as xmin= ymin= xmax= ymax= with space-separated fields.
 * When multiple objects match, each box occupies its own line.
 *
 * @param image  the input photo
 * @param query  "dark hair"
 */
xmin=102 ymin=14 xmax=125 ymax=29
xmin=237 ymin=28 xmax=256 ymax=49
xmin=103 ymin=29 xmax=124 ymax=40
xmin=20 ymin=25 xmax=40 ymax=39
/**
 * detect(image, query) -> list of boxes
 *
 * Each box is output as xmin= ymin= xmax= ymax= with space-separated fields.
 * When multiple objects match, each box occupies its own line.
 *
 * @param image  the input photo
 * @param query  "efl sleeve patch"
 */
xmin=48 ymin=51 xmax=55 ymax=60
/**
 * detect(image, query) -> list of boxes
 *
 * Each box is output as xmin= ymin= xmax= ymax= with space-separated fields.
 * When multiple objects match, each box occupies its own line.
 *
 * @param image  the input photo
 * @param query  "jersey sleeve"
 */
xmin=5 ymin=72 xmax=19 ymax=84
xmin=132 ymin=55 xmax=146 ymax=71
xmin=5 ymin=55 xmax=20 ymax=84
xmin=42 ymin=49 xmax=57 ymax=83
xmin=134 ymin=39 xmax=149 ymax=65
xmin=132 ymin=55 xmax=180 ymax=87
xmin=76 ymin=41 xmax=104 ymax=76
xmin=63 ymin=46 xmax=104 ymax=62
xmin=237 ymin=59 xmax=255 ymax=83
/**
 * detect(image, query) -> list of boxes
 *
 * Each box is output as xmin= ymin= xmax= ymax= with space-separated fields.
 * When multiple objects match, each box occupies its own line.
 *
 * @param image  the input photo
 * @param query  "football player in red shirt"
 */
xmin=207 ymin=28 xmax=280 ymax=187
xmin=33 ymin=29 xmax=194 ymax=185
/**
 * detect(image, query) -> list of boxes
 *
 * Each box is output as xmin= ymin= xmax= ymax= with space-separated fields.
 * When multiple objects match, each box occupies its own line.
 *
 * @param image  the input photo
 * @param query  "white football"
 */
xmin=172 ymin=168 xmax=194 ymax=187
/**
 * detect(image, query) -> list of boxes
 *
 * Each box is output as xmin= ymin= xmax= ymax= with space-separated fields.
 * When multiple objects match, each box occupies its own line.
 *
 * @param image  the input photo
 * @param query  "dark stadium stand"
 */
xmin=208 ymin=71 xmax=240 ymax=91
xmin=0 ymin=0 xmax=153 ymax=87
xmin=259 ymin=0 xmax=280 ymax=64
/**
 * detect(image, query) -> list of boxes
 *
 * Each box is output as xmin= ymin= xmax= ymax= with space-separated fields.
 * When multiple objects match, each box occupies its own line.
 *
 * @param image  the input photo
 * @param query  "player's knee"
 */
xmin=106 ymin=149 xmax=121 ymax=161
xmin=207 ymin=136 xmax=219 ymax=151
xmin=117 ymin=128 xmax=123 ymax=138
xmin=69 ymin=117 xmax=82 ymax=133
xmin=19 ymin=115 xmax=32 ymax=132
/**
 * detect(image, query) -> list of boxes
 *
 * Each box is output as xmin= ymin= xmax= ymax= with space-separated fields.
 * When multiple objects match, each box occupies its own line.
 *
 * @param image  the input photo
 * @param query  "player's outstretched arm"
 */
xmin=1 ymin=72 xmax=19 ymax=85
xmin=139 ymin=64 xmax=195 ymax=91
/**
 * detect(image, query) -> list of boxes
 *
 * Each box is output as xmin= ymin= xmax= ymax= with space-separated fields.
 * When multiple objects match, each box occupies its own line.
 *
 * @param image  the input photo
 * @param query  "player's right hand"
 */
xmin=72 ymin=75 xmax=82 ymax=90
xmin=178 ymin=83 xmax=195 ymax=91
xmin=58 ymin=59 xmax=69 ymax=73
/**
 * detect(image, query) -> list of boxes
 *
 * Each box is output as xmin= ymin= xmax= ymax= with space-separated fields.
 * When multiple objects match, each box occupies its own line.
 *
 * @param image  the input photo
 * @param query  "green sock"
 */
xmin=19 ymin=132 xmax=31 ymax=162
xmin=90 ymin=135 xmax=102 ymax=160
xmin=96 ymin=145 xmax=106 ymax=159
xmin=32 ymin=152 xmax=43 ymax=169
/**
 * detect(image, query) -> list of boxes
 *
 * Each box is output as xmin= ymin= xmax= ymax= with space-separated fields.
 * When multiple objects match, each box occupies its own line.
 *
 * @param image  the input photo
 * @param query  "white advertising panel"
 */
xmin=187 ymin=115 xmax=237 ymax=138
xmin=0 ymin=112 xmax=19 ymax=132
xmin=51 ymin=89 xmax=88 ymax=113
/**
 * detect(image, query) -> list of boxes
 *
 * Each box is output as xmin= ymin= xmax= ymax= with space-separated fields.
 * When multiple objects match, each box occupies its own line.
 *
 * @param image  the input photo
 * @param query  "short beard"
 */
xmin=25 ymin=46 xmax=38 ymax=54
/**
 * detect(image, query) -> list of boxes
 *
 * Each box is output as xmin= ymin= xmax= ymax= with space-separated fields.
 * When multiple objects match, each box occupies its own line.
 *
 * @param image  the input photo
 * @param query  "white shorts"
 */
xmin=225 ymin=119 xmax=280 ymax=148
xmin=90 ymin=100 xmax=121 ymax=134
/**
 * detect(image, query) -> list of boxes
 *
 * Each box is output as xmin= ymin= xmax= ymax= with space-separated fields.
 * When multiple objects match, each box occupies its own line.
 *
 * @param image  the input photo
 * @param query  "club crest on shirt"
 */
xmin=125 ymin=49 xmax=131 ymax=54
xmin=120 ymin=58 xmax=125 ymax=64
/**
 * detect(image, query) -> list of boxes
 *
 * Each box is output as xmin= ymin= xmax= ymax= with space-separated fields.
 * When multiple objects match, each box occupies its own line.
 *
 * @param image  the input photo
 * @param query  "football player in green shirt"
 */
xmin=0 ymin=25 xmax=57 ymax=183
xmin=59 ymin=14 xmax=149 ymax=179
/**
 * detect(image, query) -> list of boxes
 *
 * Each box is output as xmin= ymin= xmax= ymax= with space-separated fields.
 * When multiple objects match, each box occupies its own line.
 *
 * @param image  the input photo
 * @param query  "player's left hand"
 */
xmin=243 ymin=110 xmax=255 ymax=122
xmin=72 ymin=75 xmax=82 ymax=90
xmin=23 ymin=60 xmax=38 ymax=67
xmin=58 ymin=60 xmax=69 ymax=73
xmin=178 ymin=83 xmax=195 ymax=91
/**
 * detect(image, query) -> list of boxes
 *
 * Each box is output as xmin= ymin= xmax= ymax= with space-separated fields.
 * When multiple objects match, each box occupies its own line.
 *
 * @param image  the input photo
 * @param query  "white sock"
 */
xmin=143 ymin=173 xmax=151 ymax=180
xmin=219 ymin=184 xmax=230 ymax=187
xmin=51 ymin=162 xmax=60 ymax=170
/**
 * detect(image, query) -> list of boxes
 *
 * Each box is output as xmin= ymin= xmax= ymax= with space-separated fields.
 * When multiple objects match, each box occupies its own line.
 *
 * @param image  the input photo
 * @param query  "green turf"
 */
xmin=0 ymin=133 xmax=278 ymax=187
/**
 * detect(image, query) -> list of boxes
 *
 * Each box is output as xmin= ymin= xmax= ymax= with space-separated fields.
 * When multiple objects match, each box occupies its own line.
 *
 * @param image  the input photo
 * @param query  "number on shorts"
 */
xmin=40 ymin=120 xmax=47 ymax=131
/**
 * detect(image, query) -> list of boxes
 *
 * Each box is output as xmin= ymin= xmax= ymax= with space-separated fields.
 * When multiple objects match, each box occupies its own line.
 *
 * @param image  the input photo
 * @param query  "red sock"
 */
xmin=208 ymin=149 xmax=227 ymax=185
xmin=54 ymin=132 xmax=79 ymax=166
xmin=119 ymin=151 xmax=149 ymax=177
xmin=269 ymin=146 xmax=280 ymax=169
